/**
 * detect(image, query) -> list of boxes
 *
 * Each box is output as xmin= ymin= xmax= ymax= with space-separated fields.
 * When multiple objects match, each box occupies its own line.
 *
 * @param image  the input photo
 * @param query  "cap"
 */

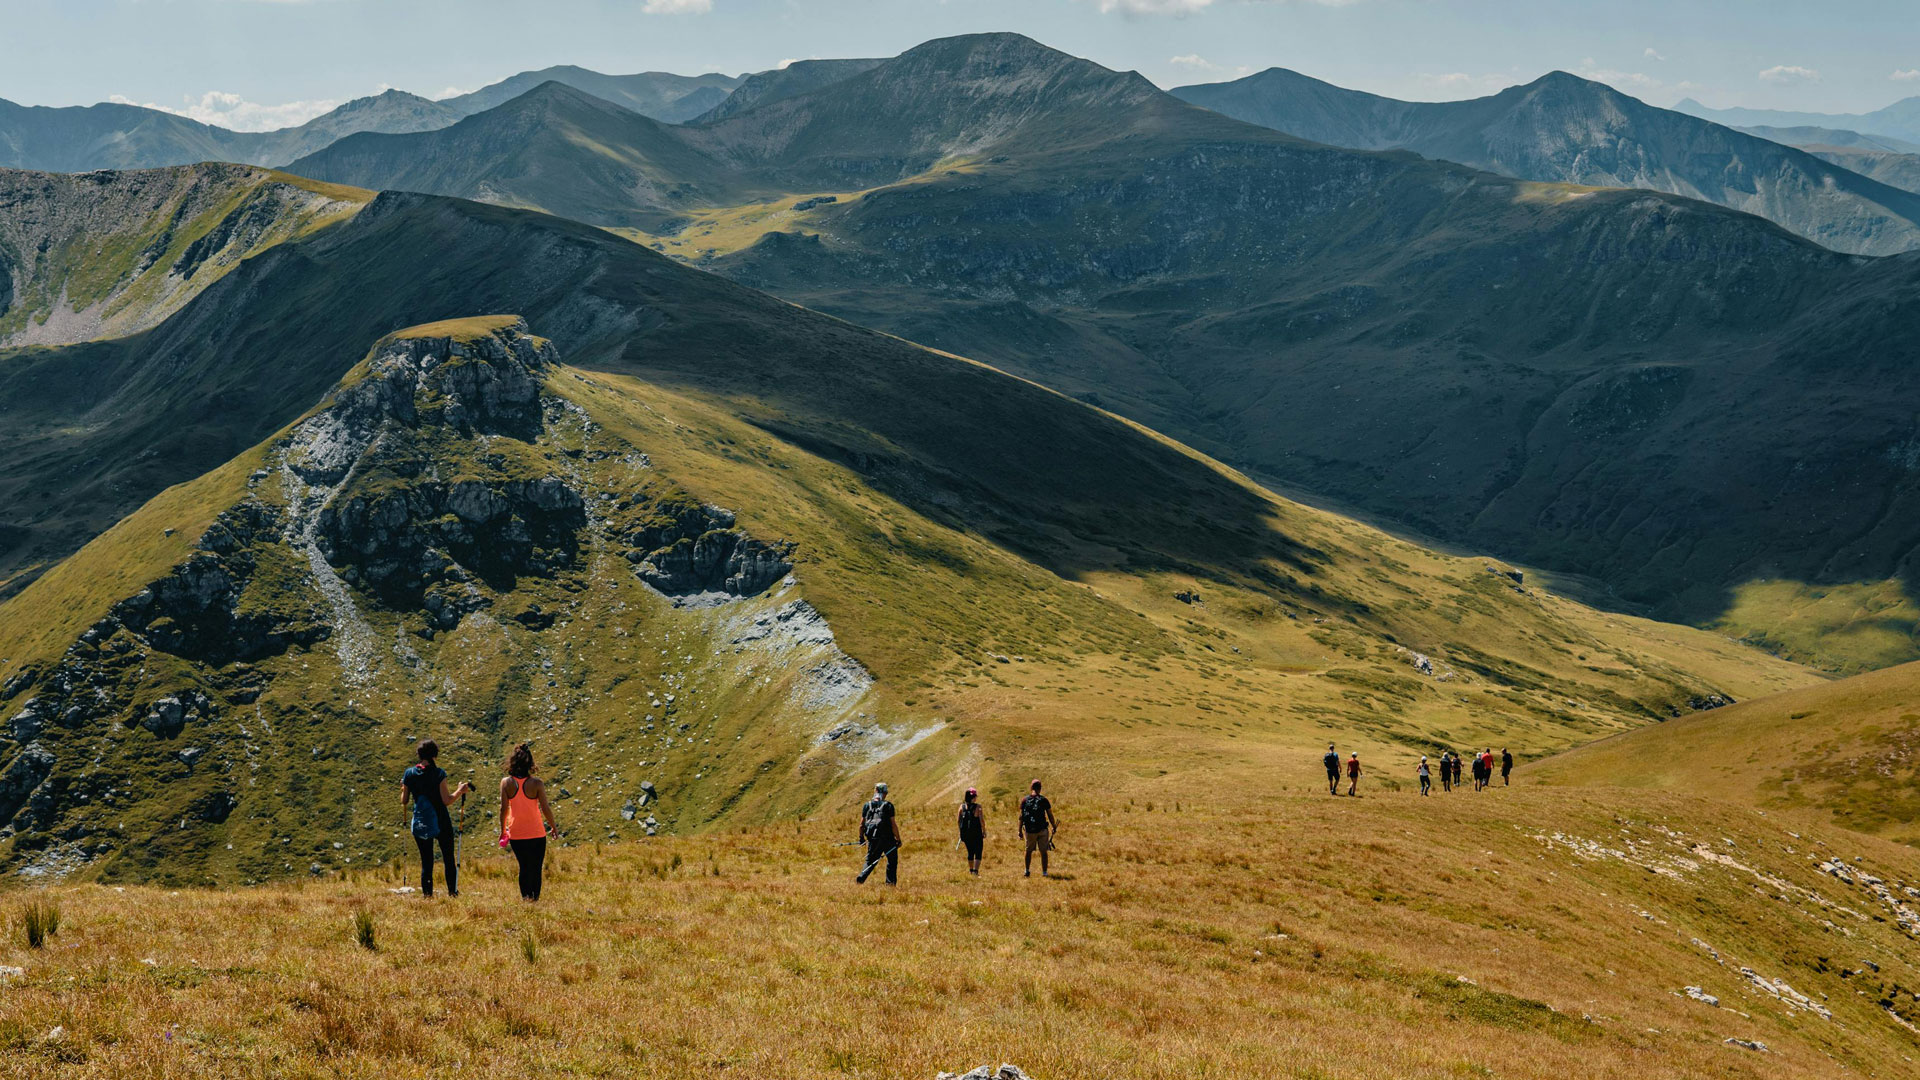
xmin=875 ymin=782 xmax=888 ymax=794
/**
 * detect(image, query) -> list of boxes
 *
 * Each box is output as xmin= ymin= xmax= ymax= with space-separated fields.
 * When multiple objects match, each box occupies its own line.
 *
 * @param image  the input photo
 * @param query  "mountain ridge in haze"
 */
xmin=1171 ymin=66 xmax=1920 ymax=255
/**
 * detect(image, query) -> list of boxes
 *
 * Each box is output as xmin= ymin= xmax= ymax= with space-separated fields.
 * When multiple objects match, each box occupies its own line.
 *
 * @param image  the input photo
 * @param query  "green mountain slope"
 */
xmin=1172 ymin=68 xmax=1920 ymax=255
xmin=1532 ymin=658 xmax=1920 ymax=845
xmin=0 ymin=190 xmax=1814 ymax=883
xmin=287 ymin=83 xmax=758 ymax=230
xmin=0 ymin=164 xmax=368 ymax=347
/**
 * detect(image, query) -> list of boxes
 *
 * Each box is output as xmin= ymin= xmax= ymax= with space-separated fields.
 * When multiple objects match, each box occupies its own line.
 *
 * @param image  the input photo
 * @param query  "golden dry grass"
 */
xmin=3 ymin=784 xmax=1915 ymax=1079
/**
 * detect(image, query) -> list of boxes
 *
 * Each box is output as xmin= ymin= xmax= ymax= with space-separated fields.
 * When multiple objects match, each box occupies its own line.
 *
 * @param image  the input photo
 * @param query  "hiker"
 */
xmin=857 ymin=782 xmax=900 ymax=885
xmin=958 ymin=787 xmax=986 ymax=875
xmin=1501 ymin=748 xmax=1514 ymax=786
xmin=1323 ymin=743 xmax=1341 ymax=796
xmin=1019 ymin=779 xmax=1057 ymax=878
xmin=1417 ymin=755 xmax=1432 ymax=796
xmin=1473 ymin=749 xmax=1487 ymax=790
xmin=1450 ymin=751 xmax=1463 ymax=791
xmin=1482 ymin=748 xmax=1495 ymax=791
xmin=1438 ymin=750 xmax=1453 ymax=792
xmin=1345 ymin=752 xmax=1361 ymax=796
xmin=498 ymin=743 xmax=556 ymax=901
xmin=400 ymin=739 xmax=472 ymax=898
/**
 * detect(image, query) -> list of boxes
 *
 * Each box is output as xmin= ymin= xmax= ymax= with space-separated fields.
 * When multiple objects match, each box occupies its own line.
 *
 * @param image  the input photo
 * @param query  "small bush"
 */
xmin=21 ymin=900 xmax=60 ymax=949
xmin=352 ymin=910 xmax=377 ymax=952
xmin=521 ymin=931 xmax=539 ymax=964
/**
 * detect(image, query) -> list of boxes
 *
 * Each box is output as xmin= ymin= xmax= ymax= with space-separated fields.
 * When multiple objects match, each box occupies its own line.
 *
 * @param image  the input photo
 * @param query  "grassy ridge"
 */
xmin=1 ymin=786 xmax=1916 ymax=1077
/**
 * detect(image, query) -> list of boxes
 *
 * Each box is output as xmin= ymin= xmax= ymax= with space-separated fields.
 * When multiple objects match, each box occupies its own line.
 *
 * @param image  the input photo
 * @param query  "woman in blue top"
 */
xmin=400 ymin=739 xmax=472 ymax=897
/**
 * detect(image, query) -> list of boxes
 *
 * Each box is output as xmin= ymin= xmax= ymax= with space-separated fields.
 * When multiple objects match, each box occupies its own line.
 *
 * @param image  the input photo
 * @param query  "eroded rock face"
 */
xmin=621 ymin=496 xmax=794 ymax=599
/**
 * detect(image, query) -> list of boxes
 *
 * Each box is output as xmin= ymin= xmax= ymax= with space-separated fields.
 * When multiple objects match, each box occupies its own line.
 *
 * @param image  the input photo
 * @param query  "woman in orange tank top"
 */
xmin=498 ymin=743 xmax=556 ymax=901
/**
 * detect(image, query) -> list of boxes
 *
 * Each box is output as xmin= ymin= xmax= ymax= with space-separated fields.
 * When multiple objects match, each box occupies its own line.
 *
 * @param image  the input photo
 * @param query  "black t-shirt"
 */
xmin=958 ymin=802 xmax=984 ymax=839
xmin=1323 ymin=752 xmax=1340 ymax=772
xmin=1502 ymin=752 xmax=1514 ymax=770
xmin=1021 ymin=793 xmax=1052 ymax=832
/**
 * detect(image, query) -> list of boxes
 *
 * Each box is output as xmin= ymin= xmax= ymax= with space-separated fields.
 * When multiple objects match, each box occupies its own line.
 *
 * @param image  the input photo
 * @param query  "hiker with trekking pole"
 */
xmin=856 ymin=782 xmax=901 ymax=885
xmin=1019 ymin=779 xmax=1058 ymax=878
xmin=400 ymin=739 xmax=473 ymax=898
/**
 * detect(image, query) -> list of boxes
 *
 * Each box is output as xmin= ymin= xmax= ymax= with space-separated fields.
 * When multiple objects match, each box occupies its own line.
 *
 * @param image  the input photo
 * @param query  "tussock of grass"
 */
xmin=19 ymin=899 xmax=58 ymax=949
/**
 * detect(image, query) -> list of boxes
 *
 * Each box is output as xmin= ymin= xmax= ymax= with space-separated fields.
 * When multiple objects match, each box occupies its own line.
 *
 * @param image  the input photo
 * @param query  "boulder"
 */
xmin=937 ymin=1067 xmax=1036 ymax=1080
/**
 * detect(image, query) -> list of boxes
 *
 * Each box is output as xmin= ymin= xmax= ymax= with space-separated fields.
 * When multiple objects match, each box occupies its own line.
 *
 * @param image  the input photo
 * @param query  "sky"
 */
xmin=2 ymin=0 xmax=1916 ymax=131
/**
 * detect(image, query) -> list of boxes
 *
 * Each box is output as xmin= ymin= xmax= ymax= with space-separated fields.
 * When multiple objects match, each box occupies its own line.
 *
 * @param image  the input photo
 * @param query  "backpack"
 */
xmin=862 ymin=799 xmax=892 ymax=842
xmin=958 ymin=803 xmax=983 ymax=836
xmin=1021 ymin=794 xmax=1050 ymax=833
xmin=406 ymin=766 xmax=441 ymax=840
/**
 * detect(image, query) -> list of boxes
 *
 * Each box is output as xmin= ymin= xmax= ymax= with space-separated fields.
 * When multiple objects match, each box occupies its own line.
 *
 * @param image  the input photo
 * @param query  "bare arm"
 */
xmin=498 ymin=776 xmax=512 ymax=835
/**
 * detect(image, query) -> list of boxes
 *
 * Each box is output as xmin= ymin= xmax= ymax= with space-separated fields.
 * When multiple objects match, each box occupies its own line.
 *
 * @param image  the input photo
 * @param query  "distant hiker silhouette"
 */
xmin=1345 ymin=753 xmax=1361 ymax=797
xmin=958 ymin=788 xmax=986 ymax=875
xmin=1501 ymin=748 xmax=1514 ymax=786
xmin=401 ymin=739 xmax=472 ymax=897
xmin=1418 ymin=755 xmax=1432 ymax=796
xmin=857 ymin=782 xmax=899 ymax=885
xmin=1020 ymin=780 xmax=1057 ymax=877
xmin=498 ymin=743 xmax=556 ymax=901
xmin=1323 ymin=744 xmax=1341 ymax=796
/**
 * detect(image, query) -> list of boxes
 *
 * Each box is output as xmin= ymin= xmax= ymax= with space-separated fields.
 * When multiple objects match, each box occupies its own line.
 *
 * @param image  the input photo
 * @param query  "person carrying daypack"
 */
xmin=1323 ymin=744 xmax=1341 ymax=796
xmin=1019 ymin=779 xmax=1057 ymax=878
xmin=401 ymin=739 xmax=472 ymax=898
xmin=1346 ymin=753 xmax=1362 ymax=796
xmin=1438 ymin=750 xmax=1452 ymax=792
xmin=1481 ymin=748 xmax=1495 ymax=790
xmin=1417 ymin=755 xmax=1432 ymax=796
xmin=856 ymin=782 xmax=900 ymax=885
xmin=1501 ymin=748 xmax=1514 ymax=786
xmin=958 ymin=787 xmax=986 ymax=875
xmin=1450 ymin=751 xmax=1463 ymax=791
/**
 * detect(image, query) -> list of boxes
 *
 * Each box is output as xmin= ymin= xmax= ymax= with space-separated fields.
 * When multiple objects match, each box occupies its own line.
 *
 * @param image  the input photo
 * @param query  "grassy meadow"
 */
xmin=3 ymin=783 xmax=1917 ymax=1079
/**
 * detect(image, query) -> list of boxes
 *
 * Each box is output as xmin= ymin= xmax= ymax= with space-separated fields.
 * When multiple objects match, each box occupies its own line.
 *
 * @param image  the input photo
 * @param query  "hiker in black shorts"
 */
xmin=958 ymin=787 xmax=986 ymax=875
xmin=856 ymin=782 xmax=899 ymax=885
xmin=1450 ymin=752 xmax=1464 ymax=791
xmin=1437 ymin=750 xmax=1452 ymax=792
xmin=1418 ymin=755 xmax=1432 ymax=796
xmin=1019 ymin=780 xmax=1057 ymax=878
xmin=1323 ymin=743 xmax=1341 ymax=796
xmin=1501 ymin=748 xmax=1514 ymax=786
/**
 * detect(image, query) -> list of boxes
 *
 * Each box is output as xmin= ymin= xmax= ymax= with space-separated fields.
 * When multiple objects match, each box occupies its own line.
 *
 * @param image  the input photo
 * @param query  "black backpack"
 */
xmin=1021 ymin=794 xmax=1050 ymax=832
xmin=862 ymin=799 xmax=892 ymax=841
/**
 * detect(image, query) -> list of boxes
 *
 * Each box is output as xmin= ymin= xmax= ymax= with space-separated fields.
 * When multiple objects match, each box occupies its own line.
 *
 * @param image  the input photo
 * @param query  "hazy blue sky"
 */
xmin=4 ymin=0 xmax=1916 ymax=130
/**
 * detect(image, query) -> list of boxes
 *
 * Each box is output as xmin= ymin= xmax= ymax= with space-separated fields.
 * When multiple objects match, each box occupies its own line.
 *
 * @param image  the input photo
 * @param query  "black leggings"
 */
xmin=510 ymin=837 xmax=547 ymax=900
xmin=415 ymin=815 xmax=456 ymax=897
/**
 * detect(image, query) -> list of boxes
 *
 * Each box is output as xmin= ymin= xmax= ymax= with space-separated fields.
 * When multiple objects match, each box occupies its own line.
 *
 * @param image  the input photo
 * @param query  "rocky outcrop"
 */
xmin=0 ymin=742 xmax=54 ymax=833
xmin=620 ymin=496 xmax=793 ymax=599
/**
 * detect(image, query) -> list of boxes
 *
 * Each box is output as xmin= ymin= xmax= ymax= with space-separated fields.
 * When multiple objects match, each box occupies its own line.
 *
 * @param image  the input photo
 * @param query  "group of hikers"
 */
xmin=1322 ymin=743 xmax=1513 ymax=797
xmin=397 ymin=737 xmax=1062 ymax=898
xmin=854 ymin=779 xmax=1058 ymax=885
xmin=399 ymin=734 xmax=1522 ymax=899
xmin=400 ymin=739 xmax=558 ymax=901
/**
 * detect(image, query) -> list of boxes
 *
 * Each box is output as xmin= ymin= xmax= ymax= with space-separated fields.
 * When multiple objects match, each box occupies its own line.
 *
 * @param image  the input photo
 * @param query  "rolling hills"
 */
xmin=1675 ymin=94 xmax=1920 ymax=145
xmin=689 ymin=58 xmax=885 ymax=124
xmin=1171 ymin=67 xmax=1920 ymax=255
xmin=105 ymin=36 xmax=1920 ymax=668
xmin=0 ymin=90 xmax=461 ymax=173
xmin=0 ymin=180 xmax=1817 ymax=885
xmin=436 ymin=65 xmax=743 ymax=124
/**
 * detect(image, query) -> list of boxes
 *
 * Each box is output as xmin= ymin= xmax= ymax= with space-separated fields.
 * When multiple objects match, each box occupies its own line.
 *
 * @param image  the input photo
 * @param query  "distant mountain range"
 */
xmin=1170 ymin=68 xmax=1920 ymax=255
xmin=0 ymin=65 xmax=752 ymax=174
xmin=1674 ymin=95 xmax=1920 ymax=145
xmin=1733 ymin=125 xmax=1920 ymax=196
xmin=258 ymin=34 xmax=1920 ymax=650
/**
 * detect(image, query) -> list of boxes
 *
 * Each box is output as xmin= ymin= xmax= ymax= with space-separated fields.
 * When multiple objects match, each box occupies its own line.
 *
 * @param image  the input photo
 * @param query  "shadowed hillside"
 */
xmin=1172 ymin=68 xmax=1920 ymax=255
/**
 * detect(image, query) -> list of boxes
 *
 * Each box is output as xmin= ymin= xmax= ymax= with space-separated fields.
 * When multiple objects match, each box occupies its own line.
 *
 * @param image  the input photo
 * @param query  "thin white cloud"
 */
xmin=1893 ymin=69 xmax=1920 ymax=82
xmin=1758 ymin=65 xmax=1820 ymax=85
xmin=1644 ymin=47 xmax=1666 ymax=62
xmin=641 ymin=0 xmax=712 ymax=12
xmin=431 ymin=86 xmax=473 ymax=101
xmin=108 ymin=90 xmax=340 ymax=132
xmin=1087 ymin=0 xmax=1361 ymax=14
xmin=1170 ymin=54 xmax=1219 ymax=69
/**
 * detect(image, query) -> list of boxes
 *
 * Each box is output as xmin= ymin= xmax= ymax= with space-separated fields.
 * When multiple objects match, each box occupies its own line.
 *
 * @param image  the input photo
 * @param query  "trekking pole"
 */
xmin=859 ymin=845 xmax=901 ymax=879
